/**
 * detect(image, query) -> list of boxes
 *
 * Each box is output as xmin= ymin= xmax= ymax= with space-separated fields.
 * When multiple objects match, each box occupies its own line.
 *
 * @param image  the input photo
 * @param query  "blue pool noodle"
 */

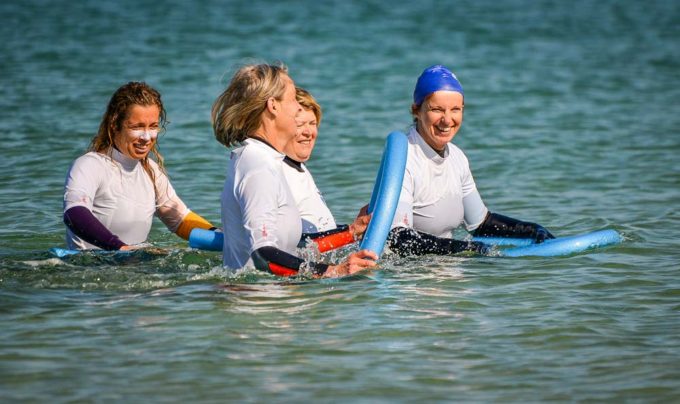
xmin=359 ymin=131 xmax=408 ymax=258
xmin=474 ymin=229 xmax=622 ymax=257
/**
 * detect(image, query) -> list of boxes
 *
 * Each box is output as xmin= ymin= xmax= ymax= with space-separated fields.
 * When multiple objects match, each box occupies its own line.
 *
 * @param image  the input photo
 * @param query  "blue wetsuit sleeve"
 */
xmin=387 ymin=227 xmax=487 ymax=257
xmin=63 ymin=206 xmax=126 ymax=250
xmin=251 ymin=246 xmax=329 ymax=277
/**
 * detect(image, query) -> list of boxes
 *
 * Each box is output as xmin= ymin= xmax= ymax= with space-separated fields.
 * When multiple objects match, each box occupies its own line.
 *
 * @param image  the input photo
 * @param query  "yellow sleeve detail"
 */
xmin=175 ymin=211 xmax=215 ymax=240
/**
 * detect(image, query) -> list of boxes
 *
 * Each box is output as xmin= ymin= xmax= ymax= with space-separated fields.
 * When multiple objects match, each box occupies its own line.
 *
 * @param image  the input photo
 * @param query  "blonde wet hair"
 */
xmin=211 ymin=62 xmax=290 ymax=148
xmin=295 ymin=87 xmax=322 ymax=124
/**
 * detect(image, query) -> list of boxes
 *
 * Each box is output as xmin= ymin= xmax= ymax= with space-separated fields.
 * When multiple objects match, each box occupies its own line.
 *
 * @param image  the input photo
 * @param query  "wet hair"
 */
xmin=211 ymin=62 xmax=290 ymax=148
xmin=89 ymin=81 xmax=167 ymax=187
xmin=295 ymin=87 xmax=322 ymax=124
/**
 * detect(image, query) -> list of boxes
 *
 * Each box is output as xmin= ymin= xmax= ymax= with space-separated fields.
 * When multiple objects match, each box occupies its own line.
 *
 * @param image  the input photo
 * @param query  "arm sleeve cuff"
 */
xmin=251 ymin=246 xmax=329 ymax=277
xmin=174 ymin=211 xmax=216 ymax=240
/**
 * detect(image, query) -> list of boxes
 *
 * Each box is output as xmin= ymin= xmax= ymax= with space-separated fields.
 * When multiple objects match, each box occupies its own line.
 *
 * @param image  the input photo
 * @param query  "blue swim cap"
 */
xmin=413 ymin=65 xmax=463 ymax=106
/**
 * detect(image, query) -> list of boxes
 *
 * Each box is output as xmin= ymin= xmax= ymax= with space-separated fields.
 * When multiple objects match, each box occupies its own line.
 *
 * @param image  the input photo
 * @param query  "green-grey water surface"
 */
xmin=1 ymin=0 xmax=679 ymax=402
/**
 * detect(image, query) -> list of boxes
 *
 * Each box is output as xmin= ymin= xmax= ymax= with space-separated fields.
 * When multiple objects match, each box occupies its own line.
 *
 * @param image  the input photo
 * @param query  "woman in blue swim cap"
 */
xmin=386 ymin=65 xmax=554 ymax=256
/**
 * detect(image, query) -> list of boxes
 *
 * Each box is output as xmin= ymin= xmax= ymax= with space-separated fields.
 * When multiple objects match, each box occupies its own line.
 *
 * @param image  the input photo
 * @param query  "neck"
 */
xmin=110 ymin=147 xmax=141 ymax=171
xmin=416 ymin=127 xmax=447 ymax=156
xmin=253 ymin=120 xmax=286 ymax=152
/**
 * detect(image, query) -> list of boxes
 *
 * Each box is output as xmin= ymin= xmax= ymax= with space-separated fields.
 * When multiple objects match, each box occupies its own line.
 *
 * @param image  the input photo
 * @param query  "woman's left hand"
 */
xmin=348 ymin=204 xmax=371 ymax=240
xmin=534 ymin=225 xmax=555 ymax=243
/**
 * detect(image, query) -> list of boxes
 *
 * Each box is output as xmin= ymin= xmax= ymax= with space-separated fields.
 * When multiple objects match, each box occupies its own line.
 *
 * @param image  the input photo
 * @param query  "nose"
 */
xmin=299 ymin=124 xmax=312 ymax=137
xmin=442 ymin=111 xmax=455 ymax=125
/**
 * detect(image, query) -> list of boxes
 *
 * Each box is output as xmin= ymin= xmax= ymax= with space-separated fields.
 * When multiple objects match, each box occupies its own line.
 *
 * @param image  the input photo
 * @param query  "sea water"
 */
xmin=1 ymin=0 xmax=679 ymax=401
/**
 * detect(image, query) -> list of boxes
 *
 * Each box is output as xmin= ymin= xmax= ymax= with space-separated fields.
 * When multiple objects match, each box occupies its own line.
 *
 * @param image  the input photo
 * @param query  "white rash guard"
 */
xmin=281 ymin=158 xmax=337 ymax=233
xmin=63 ymin=148 xmax=190 ymax=250
xmin=221 ymin=138 xmax=302 ymax=270
xmin=391 ymin=127 xmax=489 ymax=238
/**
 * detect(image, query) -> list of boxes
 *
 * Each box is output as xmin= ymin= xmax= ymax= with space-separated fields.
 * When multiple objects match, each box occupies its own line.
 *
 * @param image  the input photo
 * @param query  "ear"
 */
xmin=265 ymin=97 xmax=278 ymax=116
xmin=410 ymin=103 xmax=420 ymax=117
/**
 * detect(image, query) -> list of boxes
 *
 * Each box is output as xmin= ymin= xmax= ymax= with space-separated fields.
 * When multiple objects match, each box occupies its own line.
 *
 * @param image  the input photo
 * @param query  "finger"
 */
xmin=348 ymin=261 xmax=376 ymax=274
xmin=357 ymin=249 xmax=379 ymax=260
xmin=350 ymin=257 xmax=377 ymax=268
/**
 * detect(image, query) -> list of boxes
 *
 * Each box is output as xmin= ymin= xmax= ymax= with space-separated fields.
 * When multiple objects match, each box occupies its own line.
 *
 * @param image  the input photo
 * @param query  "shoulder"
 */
xmin=69 ymin=151 xmax=113 ymax=171
xmin=447 ymin=143 xmax=468 ymax=161
xmin=446 ymin=143 xmax=473 ymax=174
xmin=281 ymin=159 xmax=302 ymax=182
xmin=147 ymin=157 xmax=168 ymax=178
xmin=147 ymin=158 xmax=175 ymax=193
xmin=65 ymin=152 xmax=115 ymax=187
xmin=235 ymin=142 xmax=283 ymax=176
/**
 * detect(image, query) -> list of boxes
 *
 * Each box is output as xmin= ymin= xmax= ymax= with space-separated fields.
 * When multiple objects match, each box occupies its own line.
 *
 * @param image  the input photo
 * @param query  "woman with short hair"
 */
xmin=213 ymin=63 xmax=377 ymax=277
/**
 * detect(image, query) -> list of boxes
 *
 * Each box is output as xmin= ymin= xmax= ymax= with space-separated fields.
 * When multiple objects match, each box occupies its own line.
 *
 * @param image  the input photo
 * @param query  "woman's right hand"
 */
xmin=322 ymin=249 xmax=378 ymax=278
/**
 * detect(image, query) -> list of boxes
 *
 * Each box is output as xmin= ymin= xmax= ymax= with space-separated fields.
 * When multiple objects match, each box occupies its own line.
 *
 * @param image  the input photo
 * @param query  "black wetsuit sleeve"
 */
xmin=386 ymin=227 xmax=488 ymax=257
xmin=63 ymin=206 xmax=126 ymax=250
xmin=472 ymin=212 xmax=555 ymax=243
xmin=251 ymin=246 xmax=329 ymax=276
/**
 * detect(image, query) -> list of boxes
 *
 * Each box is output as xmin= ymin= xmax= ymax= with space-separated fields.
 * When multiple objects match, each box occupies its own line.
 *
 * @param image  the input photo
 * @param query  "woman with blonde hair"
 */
xmin=281 ymin=87 xmax=370 ymax=253
xmin=213 ymin=63 xmax=376 ymax=277
xmin=63 ymin=81 xmax=215 ymax=250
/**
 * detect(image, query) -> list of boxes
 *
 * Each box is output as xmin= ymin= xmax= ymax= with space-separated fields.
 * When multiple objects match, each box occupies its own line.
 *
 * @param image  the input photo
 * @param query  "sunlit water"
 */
xmin=1 ymin=0 xmax=679 ymax=401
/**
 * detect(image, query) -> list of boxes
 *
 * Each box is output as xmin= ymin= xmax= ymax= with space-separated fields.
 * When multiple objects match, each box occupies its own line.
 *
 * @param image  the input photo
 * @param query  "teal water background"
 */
xmin=1 ymin=0 xmax=679 ymax=402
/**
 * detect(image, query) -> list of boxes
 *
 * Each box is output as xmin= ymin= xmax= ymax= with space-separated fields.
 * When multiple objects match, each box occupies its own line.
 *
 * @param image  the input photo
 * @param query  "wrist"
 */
xmin=348 ymin=225 xmax=357 ymax=241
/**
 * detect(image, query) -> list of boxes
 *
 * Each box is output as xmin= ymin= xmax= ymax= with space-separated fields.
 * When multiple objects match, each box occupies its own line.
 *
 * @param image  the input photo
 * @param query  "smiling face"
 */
xmin=284 ymin=108 xmax=318 ymax=162
xmin=114 ymin=104 xmax=160 ymax=160
xmin=413 ymin=91 xmax=464 ymax=152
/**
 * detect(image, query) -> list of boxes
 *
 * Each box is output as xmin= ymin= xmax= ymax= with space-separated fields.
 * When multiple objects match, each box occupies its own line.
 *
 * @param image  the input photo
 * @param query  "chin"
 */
xmin=295 ymin=150 xmax=312 ymax=160
xmin=130 ymin=150 xmax=150 ymax=160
